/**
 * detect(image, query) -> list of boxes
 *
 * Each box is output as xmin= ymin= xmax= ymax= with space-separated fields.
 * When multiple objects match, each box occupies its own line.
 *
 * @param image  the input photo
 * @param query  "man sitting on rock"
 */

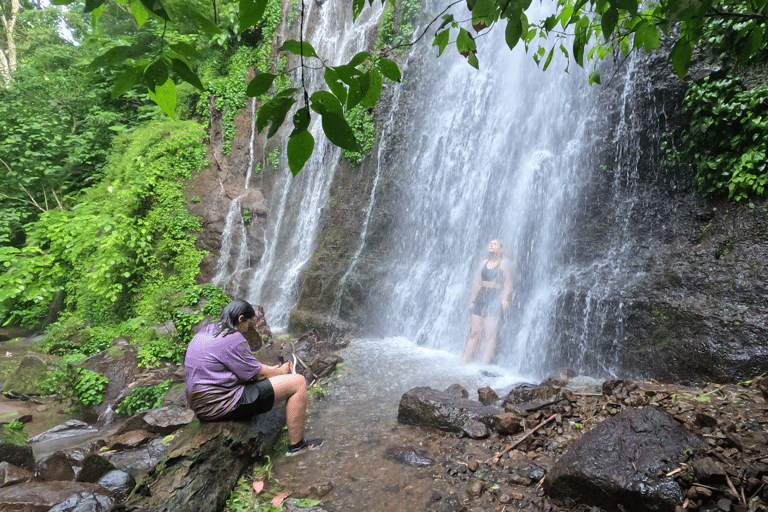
xmin=184 ymin=299 xmax=322 ymax=455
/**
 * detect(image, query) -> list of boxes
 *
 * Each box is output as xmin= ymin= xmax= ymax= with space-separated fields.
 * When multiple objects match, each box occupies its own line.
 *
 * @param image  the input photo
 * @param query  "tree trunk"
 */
xmin=0 ymin=0 xmax=19 ymax=88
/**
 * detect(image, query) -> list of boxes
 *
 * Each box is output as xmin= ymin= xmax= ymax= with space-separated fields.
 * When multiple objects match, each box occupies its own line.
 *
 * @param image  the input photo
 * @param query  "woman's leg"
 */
xmin=478 ymin=315 xmax=501 ymax=365
xmin=269 ymin=373 xmax=308 ymax=445
xmin=463 ymin=314 xmax=485 ymax=362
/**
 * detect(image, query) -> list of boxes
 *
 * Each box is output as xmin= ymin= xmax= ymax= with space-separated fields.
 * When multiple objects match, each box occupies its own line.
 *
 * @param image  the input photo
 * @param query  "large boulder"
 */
xmin=3 ymin=353 xmax=59 ymax=395
xmin=118 ymin=405 xmax=286 ymax=512
xmin=397 ymin=386 xmax=502 ymax=439
xmin=543 ymin=406 xmax=706 ymax=512
xmin=0 ymin=481 xmax=112 ymax=512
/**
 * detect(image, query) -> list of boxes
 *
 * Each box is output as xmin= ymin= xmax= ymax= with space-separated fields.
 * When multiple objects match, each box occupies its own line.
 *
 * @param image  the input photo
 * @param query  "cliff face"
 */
xmin=191 ymin=23 xmax=768 ymax=384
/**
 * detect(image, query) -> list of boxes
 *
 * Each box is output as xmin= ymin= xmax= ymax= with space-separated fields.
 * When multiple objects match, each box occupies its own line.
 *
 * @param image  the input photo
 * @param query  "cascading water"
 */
xmin=242 ymin=1 xmax=384 ymax=329
xmin=353 ymin=5 xmax=661 ymax=380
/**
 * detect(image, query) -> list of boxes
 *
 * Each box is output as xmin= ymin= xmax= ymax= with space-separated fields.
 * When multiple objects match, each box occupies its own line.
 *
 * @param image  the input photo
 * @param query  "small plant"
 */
xmin=74 ymin=368 xmax=109 ymax=406
xmin=2 ymin=419 xmax=28 ymax=446
xmin=242 ymin=209 xmax=251 ymax=224
xmin=116 ymin=379 xmax=173 ymax=415
xmin=192 ymin=196 xmax=201 ymax=203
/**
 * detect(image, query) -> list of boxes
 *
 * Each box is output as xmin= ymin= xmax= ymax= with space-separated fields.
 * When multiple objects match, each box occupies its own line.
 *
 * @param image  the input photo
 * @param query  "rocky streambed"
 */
xmin=0 ymin=326 xmax=766 ymax=512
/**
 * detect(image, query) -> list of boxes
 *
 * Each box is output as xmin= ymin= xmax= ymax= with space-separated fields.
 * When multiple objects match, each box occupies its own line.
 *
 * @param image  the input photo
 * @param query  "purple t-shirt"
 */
xmin=184 ymin=323 xmax=262 ymax=420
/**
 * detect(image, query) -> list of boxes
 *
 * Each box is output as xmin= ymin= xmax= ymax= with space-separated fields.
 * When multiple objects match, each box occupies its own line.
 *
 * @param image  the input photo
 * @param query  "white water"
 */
xmin=241 ymin=1 xmax=385 ymax=330
xmin=214 ymin=2 xmax=659 ymax=379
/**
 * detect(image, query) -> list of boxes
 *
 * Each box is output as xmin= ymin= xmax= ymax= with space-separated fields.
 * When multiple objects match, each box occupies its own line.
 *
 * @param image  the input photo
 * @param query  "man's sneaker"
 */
xmin=286 ymin=438 xmax=323 ymax=456
xmin=283 ymin=352 xmax=297 ymax=374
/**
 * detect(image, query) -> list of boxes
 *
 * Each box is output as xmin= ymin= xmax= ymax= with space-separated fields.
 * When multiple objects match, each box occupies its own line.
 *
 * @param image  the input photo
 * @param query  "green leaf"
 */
xmin=246 ymin=73 xmax=277 ymax=97
xmin=172 ymin=59 xmax=204 ymax=91
xmin=148 ymin=79 xmax=176 ymax=118
xmin=613 ymin=0 xmax=638 ymax=16
xmin=279 ymin=40 xmax=319 ymax=59
xmin=292 ymin=106 xmax=311 ymax=133
xmin=170 ymin=42 xmax=203 ymax=60
xmin=379 ymin=58 xmax=401 ymax=82
xmin=349 ymin=51 xmax=371 ymax=67
xmin=144 ymin=59 xmax=168 ymax=93
xmin=362 ymin=69 xmax=383 ymax=109
xmin=129 ymin=0 xmax=150 ymax=26
xmin=321 ymin=112 xmax=360 ymax=152
xmin=267 ymin=98 xmax=296 ymax=138
xmin=542 ymin=46 xmax=554 ymax=71
xmin=91 ymin=47 xmax=131 ymax=68
xmin=287 ymin=129 xmax=314 ymax=176
xmin=310 ymin=91 xmax=343 ymax=117
xmin=84 ymin=0 xmax=107 ymax=12
xmin=505 ymin=16 xmax=523 ymax=50
xmin=111 ymin=65 xmax=143 ymax=98
xmin=433 ymin=29 xmax=450 ymax=56
xmin=240 ymin=0 xmax=268 ymax=33
xmin=601 ymin=7 xmax=618 ymax=40
xmin=589 ymin=70 xmax=601 ymax=85
xmin=669 ymin=39 xmax=692 ymax=78
xmin=188 ymin=8 xmax=221 ymax=36
xmin=138 ymin=0 xmax=170 ymax=21
xmin=353 ymin=0 xmax=365 ymax=21
xmin=324 ymin=68 xmax=347 ymax=105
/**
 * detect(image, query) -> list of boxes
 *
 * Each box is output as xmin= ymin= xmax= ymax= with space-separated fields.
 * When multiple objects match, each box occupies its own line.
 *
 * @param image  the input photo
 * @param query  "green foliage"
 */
xmin=73 ymin=368 xmax=108 ymax=406
xmin=184 ymin=283 xmax=231 ymax=317
xmin=136 ymin=334 xmax=186 ymax=368
xmin=116 ymin=379 xmax=172 ymax=415
xmin=242 ymin=208 xmax=251 ymax=224
xmin=0 ymin=119 xmax=208 ymax=328
xmin=1 ymin=420 xmax=29 ymax=446
xmin=342 ymin=105 xmax=376 ymax=165
xmin=665 ymin=77 xmax=768 ymax=200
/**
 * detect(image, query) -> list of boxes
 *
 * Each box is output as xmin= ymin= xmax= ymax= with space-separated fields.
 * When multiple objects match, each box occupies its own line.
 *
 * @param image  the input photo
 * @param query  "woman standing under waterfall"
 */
xmin=463 ymin=240 xmax=513 ymax=364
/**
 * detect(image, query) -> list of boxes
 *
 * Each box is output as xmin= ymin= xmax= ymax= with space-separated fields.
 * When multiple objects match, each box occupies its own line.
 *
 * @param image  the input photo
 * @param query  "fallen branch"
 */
xmin=489 ymin=413 xmax=557 ymax=464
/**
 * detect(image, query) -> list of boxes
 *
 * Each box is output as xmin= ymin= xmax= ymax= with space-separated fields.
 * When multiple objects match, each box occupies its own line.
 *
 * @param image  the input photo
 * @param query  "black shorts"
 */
xmin=473 ymin=287 xmax=503 ymax=318
xmin=219 ymin=379 xmax=275 ymax=421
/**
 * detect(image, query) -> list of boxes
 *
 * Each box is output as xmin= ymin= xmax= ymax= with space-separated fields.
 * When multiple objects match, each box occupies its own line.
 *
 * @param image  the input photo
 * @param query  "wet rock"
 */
xmin=504 ymin=451 xmax=546 ymax=483
xmin=121 ymin=407 xmax=285 ymax=511
xmin=0 ymin=481 xmax=111 ymax=512
xmin=154 ymin=321 xmax=177 ymax=337
xmin=465 ymin=478 xmax=485 ymax=497
xmin=307 ymin=354 xmax=339 ymax=379
xmin=692 ymin=457 xmax=727 ymax=483
xmin=502 ymin=384 xmax=560 ymax=406
xmin=76 ymin=455 xmax=116 ymax=483
xmin=107 ymin=430 xmax=156 ymax=450
xmin=493 ymin=411 xmax=523 ymax=435
xmin=445 ymin=384 xmax=469 ymax=399
xmin=3 ymin=353 xmax=59 ymax=395
xmin=36 ymin=451 xmax=77 ymax=481
xmin=29 ymin=420 xmax=98 ymax=444
xmin=141 ymin=406 xmax=195 ymax=435
xmin=97 ymin=469 xmax=135 ymax=501
xmin=477 ymin=387 xmax=499 ymax=406
xmin=398 ymin=387 xmax=502 ymax=439
xmin=309 ymin=480 xmax=333 ymax=497
xmin=543 ymin=406 xmax=706 ymax=512
xmin=48 ymin=491 xmax=115 ymax=512
xmin=383 ymin=446 xmax=435 ymax=467
xmin=101 ymin=438 xmax=169 ymax=477
xmin=0 ymin=461 xmax=33 ymax=487
xmin=0 ymin=442 xmax=34 ymax=471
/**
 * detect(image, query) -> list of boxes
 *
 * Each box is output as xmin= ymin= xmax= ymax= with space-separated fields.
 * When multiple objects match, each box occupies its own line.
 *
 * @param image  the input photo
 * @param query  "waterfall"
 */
xmin=352 ymin=5 xmax=661 ymax=380
xmin=211 ymin=98 xmax=257 ymax=288
xmin=243 ymin=1 xmax=384 ymax=330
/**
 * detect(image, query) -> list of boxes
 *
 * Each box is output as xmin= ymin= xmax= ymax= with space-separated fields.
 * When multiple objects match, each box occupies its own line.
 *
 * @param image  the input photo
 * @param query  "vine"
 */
xmin=663 ymin=77 xmax=768 ymax=200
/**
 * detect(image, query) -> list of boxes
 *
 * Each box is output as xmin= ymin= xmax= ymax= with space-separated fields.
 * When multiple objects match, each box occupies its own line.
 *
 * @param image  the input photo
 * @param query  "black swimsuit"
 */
xmin=473 ymin=261 xmax=504 ymax=318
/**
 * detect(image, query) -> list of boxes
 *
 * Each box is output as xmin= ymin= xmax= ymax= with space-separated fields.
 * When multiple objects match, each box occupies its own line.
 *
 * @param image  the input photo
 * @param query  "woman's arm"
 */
xmin=501 ymin=259 xmax=514 ymax=310
xmin=252 ymin=363 xmax=292 ymax=381
xmin=468 ymin=260 xmax=485 ymax=309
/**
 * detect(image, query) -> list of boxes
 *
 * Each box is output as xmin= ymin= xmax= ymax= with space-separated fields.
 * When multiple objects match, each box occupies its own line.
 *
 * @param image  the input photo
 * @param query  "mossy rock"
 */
xmin=3 ymin=353 xmax=60 ymax=395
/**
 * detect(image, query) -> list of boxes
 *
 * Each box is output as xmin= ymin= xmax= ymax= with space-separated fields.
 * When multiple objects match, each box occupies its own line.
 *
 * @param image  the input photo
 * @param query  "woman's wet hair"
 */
xmin=213 ymin=299 xmax=255 ymax=337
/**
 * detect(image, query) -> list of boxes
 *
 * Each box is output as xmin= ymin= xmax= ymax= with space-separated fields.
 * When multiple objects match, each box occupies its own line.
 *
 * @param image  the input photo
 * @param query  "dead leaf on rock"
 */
xmin=252 ymin=476 xmax=265 ymax=494
xmin=271 ymin=492 xmax=291 ymax=507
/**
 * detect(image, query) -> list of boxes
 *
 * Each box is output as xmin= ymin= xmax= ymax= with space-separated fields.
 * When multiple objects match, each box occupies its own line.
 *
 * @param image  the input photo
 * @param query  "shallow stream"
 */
xmin=272 ymin=337 xmax=531 ymax=511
